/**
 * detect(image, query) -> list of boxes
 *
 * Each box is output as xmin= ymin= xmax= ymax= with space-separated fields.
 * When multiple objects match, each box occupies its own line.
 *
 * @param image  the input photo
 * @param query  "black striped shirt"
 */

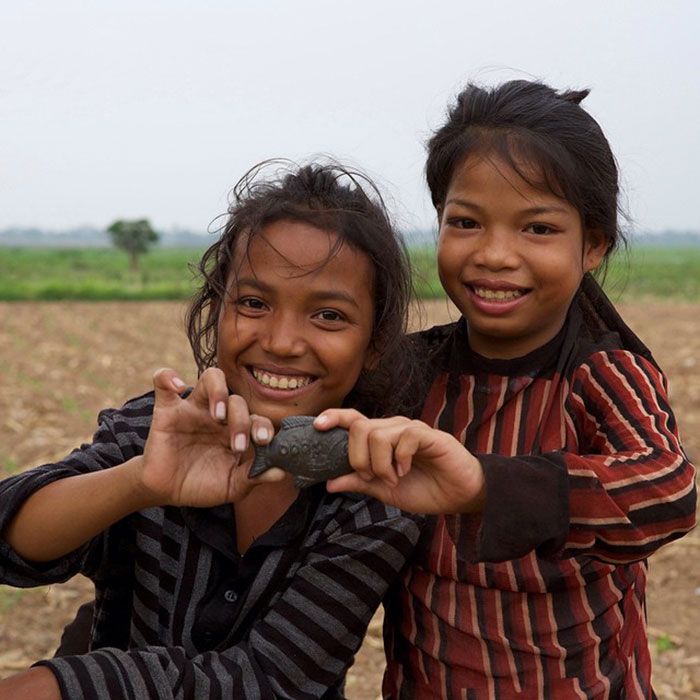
xmin=0 ymin=392 xmax=421 ymax=699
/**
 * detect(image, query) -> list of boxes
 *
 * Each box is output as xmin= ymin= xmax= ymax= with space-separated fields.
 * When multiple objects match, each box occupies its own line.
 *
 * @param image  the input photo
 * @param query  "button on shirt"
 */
xmin=184 ymin=487 xmax=322 ymax=652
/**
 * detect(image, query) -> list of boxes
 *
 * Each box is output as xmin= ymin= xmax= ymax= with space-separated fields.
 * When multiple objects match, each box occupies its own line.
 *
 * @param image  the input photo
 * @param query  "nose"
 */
xmin=259 ymin=311 xmax=306 ymax=357
xmin=471 ymin=227 xmax=519 ymax=270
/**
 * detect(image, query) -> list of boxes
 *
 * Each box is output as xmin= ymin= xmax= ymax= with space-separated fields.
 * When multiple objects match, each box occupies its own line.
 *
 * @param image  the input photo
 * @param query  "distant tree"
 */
xmin=107 ymin=219 xmax=159 ymax=271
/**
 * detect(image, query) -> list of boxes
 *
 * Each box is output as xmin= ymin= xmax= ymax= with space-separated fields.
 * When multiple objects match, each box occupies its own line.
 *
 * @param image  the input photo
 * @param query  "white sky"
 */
xmin=1 ymin=0 xmax=698 ymax=234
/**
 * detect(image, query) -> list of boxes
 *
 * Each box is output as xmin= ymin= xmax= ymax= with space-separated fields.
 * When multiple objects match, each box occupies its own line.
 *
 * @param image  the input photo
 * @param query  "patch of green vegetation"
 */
xmin=410 ymin=247 xmax=444 ymax=299
xmin=603 ymin=247 xmax=700 ymax=301
xmin=1 ymin=245 xmax=699 ymax=301
xmin=0 ymin=586 xmax=25 ymax=612
xmin=61 ymin=396 xmax=81 ymax=414
xmin=654 ymin=633 xmax=676 ymax=654
xmin=0 ymin=247 xmax=205 ymax=301
xmin=2 ymin=457 xmax=20 ymax=474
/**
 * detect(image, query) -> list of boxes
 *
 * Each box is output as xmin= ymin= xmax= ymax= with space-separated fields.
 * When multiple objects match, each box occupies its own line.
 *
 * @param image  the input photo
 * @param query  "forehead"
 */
xmin=447 ymin=153 xmax=572 ymax=211
xmin=230 ymin=219 xmax=374 ymax=286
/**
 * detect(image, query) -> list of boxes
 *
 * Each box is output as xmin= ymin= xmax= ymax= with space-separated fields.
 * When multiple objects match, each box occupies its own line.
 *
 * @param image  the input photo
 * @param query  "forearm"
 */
xmin=3 ymin=456 xmax=156 ymax=562
xmin=0 ymin=667 xmax=61 ymax=700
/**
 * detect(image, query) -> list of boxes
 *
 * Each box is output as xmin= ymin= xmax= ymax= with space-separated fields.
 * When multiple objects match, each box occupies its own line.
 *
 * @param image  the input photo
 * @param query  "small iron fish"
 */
xmin=248 ymin=415 xmax=351 ymax=489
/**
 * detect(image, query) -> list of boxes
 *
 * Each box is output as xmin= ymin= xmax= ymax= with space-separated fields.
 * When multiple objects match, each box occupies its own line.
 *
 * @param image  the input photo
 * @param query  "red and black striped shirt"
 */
xmin=384 ymin=291 xmax=696 ymax=699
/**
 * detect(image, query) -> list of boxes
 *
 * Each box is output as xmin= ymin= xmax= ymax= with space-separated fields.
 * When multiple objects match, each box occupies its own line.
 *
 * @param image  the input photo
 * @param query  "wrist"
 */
xmin=120 ymin=456 xmax=164 ymax=510
xmin=461 ymin=456 xmax=486 ymax=513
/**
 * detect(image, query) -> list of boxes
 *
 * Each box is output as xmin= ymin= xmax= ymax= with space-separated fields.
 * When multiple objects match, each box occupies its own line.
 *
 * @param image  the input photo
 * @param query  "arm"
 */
xmin=557 ymin=350 xmax=695 ymax=561
xmin=472 ymin=350 xmax=696 ymax=564
xmin=32 ymin=499 xmax=422 ymax=699
xmin=1 ymin=368 xmax=276 ymax=568
xmin=322 ymin=351 xmax=696 ymax=565
xmin=0 ymin=668 xmax=61 ymax=700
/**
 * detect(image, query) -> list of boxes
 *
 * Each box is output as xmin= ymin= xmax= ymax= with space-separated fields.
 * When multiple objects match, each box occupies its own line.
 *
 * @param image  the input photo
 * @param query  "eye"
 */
xmin=236 ymin=296 xmax=268 ymax=312
xmin=525 ymin=223 xmax=556 ymax=236
xmin=447 ymin=217 xmax=480 ymax=230
xmin=314 ymin=309 xmax=346 ymax=323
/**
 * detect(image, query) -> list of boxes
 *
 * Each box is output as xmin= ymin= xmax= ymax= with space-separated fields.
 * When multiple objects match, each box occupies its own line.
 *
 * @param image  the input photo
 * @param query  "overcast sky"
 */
xmin=1 ymin=0 xmax=698 ymax=235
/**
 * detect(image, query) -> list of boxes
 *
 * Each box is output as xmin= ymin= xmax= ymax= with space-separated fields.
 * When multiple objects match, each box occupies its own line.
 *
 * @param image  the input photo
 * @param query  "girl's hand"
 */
xmin=315 ymin=409 xmax=485 ymax=514
xmin=0 ymin=667 xmax=61 ymax=699
xmin=137 ymin=367 xmax=282 ymax=508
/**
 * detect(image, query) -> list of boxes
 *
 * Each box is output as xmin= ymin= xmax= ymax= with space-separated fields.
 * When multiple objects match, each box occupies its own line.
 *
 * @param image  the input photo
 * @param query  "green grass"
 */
xmin=0 ymin=247 xmax=206 ymax=301
xmin=0 ymin=245 xmax=699 ymax=301
xmin=602 ymin=246 xmax=700 ymax=300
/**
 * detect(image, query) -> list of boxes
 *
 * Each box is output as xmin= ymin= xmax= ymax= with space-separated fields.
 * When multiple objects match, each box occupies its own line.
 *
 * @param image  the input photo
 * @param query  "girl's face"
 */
xmin=216 ymin=220 xmax=376 ymax=428
xmin=437 ymin=154 xmax=607 ymax=359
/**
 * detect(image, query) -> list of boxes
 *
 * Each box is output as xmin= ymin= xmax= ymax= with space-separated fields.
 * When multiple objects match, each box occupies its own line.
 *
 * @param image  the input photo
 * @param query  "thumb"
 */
xmin=327 ymin=472 xmax=380 ymax=497
xmin=251 ymin=467 xmax=287 ymax=484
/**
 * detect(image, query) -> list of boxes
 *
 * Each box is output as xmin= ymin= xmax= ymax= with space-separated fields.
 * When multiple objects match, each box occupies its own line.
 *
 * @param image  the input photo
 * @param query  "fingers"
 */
xmin=188 ymin=369 xmax=271 ymax=456
xmin=189 ymin=367 xmax=231 ymax=422
xmin=226 ymin=393 xmax=252 ymax=454
xmin=314 ymin=408 xmax=366 ymax=431
xmin=338 ymin=415 xmax=420 ymax=487
xmin=249 ymin=415 xmax=274 ymax=446
xmin=152 ymin=368 xmax=189 ymax=406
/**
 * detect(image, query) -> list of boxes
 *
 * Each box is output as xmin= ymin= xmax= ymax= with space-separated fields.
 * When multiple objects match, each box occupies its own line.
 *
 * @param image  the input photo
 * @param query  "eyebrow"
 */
xmin=234 ymin=276 xmax=361 ymax=308
xmin=445 ymin=198 xmax=571 ymax=216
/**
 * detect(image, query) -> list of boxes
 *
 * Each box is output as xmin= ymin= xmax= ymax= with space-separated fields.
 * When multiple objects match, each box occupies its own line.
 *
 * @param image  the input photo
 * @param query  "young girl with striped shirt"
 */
xmin=0 ymin=161 xmax=422 ymax=699
xmin=318 ymin=81 xmax=697 ymax=698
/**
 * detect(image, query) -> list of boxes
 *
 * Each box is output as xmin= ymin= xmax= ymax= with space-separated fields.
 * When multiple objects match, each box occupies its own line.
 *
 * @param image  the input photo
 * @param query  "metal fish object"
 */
xmin=248 ymin=415 xmax=351 ymax=489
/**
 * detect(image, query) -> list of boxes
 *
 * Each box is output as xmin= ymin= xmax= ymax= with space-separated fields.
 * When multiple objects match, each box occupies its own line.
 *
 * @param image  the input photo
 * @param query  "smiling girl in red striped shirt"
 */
xmin=318 ymin=81 xmax=697 ymax=699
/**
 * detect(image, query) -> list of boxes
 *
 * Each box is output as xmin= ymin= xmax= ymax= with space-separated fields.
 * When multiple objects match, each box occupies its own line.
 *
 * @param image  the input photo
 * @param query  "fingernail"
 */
xmin=396 ymin=463 xmax=405 ymax=478
xmin=255 ymin=426 xmax=270 ymax=443
xmin=234 ymin=434 xmax=247 ymax=452
xmin=314 ymin=414 xmax=328 ymax=427
xmin=215 ymin=401 xmax=226 ymax=421
xmin=172 ymin=377 xmax=187 ymax=390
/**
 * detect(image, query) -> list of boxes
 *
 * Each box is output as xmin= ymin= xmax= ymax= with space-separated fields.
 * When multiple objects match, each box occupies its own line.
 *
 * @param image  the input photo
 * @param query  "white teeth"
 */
xmin=473 ymin=286 xmax=524 ymax=301
xmin=251 ymin=368 xmax=312 ymax=391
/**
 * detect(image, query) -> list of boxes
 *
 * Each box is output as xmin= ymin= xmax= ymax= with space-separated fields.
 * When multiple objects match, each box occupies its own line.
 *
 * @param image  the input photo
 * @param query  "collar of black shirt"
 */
xmin=179 ymin=484 xmax=325 ymax=561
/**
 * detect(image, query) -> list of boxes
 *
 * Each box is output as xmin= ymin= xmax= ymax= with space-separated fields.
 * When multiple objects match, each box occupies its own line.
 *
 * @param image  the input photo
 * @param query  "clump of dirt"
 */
xmin=0 ymin=300 xmax=698 ymax=699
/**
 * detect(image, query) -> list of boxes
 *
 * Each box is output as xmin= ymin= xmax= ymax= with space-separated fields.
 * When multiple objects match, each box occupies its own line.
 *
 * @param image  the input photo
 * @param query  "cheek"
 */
xmin=216 ymin=315 xmax=246 ymax=357
xmin=436 ymin=245 xmax=461 ymax=287
xmin=326 ymin=336 xmax=371 ymax=384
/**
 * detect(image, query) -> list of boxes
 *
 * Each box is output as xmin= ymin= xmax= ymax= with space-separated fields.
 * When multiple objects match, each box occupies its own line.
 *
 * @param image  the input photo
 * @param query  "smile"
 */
xmin=250 ymin=368 xmax=315 ymax=391
xmin=472 ymin=286 xmax=526 ymax=301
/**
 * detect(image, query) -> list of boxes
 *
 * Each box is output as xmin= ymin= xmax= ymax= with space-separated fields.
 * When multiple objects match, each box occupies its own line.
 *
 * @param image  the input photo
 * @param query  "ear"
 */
xmin=583 ymin=228 xmax=609 ymax=273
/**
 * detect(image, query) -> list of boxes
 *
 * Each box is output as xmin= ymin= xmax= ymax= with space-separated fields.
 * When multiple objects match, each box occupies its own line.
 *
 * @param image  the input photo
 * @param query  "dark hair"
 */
xmin=426 ymin=80 xmax=625 ymax=261
xmin=186 ymin=159 xmax=419 ymax=417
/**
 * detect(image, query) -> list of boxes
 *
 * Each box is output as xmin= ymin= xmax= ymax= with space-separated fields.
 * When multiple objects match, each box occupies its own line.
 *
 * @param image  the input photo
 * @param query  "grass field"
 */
xmin=1 ymin=245 xmax=698 ymax=301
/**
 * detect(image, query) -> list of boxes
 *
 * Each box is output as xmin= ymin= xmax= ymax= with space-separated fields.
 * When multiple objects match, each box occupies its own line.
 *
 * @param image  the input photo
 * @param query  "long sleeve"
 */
xmin=562 ymin=349 xmax=696 ymax=560
xmin=473 ymin=350 xmax=696 ymax=564
xmin=36 ymin=497 xmax=422 ymax=699
xmin=0 ymin=402 xmax=147 ymax=587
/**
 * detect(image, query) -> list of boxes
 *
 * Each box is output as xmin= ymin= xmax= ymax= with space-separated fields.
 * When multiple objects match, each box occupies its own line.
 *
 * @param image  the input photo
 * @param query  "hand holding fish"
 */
xmin=315 ymin=409 xmax=485 ymax=515
xmin=138 ymin=367 xmax=282 ymax=508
